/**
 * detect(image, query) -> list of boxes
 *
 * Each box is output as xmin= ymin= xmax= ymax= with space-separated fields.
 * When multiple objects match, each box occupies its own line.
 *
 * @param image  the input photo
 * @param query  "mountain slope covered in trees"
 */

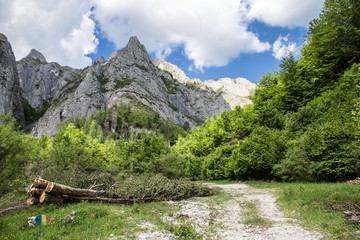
xmin=174 ymin=0 xmax=360 ymax=182
xmin=1 ymin=0 xmax=360 ymax=198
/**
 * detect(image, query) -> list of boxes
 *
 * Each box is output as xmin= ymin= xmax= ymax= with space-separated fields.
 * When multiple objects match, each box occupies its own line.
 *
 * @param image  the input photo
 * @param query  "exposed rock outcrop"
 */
xmin=17 ymin=49 xmax=80 ymax=110
xmin=30 ymin=36 xmax=230 ymax=136
xmin=0 ymin=33 xmax=24 ymax=125
xmin=153 ymin=59 xmax=256 ymax=108
xmin=204 ymin=77 xmax=256 ymax=108
xmin=0 ymin=33 xmax=255 ymax=137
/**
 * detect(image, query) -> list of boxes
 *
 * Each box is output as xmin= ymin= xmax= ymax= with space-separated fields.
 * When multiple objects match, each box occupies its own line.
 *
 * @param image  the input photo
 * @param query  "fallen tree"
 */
xmin=26 ymin=175 xmax=219 ymax=205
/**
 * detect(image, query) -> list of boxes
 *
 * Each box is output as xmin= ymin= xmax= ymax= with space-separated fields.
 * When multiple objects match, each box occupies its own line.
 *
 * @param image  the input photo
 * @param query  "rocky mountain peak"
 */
xmin=126 ymin=36 xmax=142 ymax=49
xmin=153 ymin=59 xmax=190 ymax=84
xmin=109 ymin=36 xmax=152 ymax=66
xmin=94 ymin=56 xmax=105 ymax=65
xmin=0 ymin=33 xmax=254 ymax=136
xmin=26 ymin=49 xmax=47 ymax=63
xmin=0 ymin=33 xmax=7 ymax=41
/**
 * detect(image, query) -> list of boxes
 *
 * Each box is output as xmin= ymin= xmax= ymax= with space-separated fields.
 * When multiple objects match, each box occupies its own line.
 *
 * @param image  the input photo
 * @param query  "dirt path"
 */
xmin=153 ymin=183 xmax=324 ymax=240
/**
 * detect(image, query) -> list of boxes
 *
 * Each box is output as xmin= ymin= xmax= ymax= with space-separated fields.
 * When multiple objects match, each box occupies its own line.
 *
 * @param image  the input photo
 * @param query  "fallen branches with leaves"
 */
xmin=26 ymin=174 xmax=219 ymax=205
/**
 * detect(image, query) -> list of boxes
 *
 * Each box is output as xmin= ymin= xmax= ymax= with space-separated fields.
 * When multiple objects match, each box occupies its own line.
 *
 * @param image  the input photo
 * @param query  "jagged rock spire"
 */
xmin=26 ymin=49 xmax=47 ymax=63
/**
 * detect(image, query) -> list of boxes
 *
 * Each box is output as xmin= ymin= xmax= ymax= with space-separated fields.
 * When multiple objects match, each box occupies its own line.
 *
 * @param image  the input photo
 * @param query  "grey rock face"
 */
xmin=30 ymin=36 xmax=230 ymax=136
xmin=204 ymin=77 xmax=256 ymax=108
xmin=153 ymin=59 xmax=256 ymax=108
xmin=27 ymin=49 xmax=47 ymax=64
xmin=17 ymin=49 xmax=80 ymax=110
xmin=0 ymin=33 xmax=24 ymax=124
xmin=1 ymin=33 xmax=253 ymax=137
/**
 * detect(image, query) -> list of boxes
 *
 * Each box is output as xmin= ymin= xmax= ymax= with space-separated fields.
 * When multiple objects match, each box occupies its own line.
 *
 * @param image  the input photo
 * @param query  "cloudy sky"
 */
xmin=0 ymin=0 xmax=324 ymax=83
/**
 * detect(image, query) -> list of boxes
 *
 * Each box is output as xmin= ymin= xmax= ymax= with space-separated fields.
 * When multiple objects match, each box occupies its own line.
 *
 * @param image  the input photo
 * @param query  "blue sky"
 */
xmin=88 ymin=19 xmax=308 ymax=83
xmin=1 ymin=0 xmax=324 ymax=83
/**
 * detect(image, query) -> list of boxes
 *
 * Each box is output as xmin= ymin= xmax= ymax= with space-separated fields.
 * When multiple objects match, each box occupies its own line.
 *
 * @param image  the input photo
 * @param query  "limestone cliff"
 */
xmin=0 ymin=33 xmax=24 ymax=125
xmin=0 ymin=33 xmax=256 ymax=137
xmin=29 ymin=37 xmax=230 ymax=136
xmin=153 ymin=59 xmax=256 ymax=108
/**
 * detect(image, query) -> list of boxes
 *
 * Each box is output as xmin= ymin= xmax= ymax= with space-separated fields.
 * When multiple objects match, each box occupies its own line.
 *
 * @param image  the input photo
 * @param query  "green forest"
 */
xmin=1 ymin=0 xmax=360 ymax=198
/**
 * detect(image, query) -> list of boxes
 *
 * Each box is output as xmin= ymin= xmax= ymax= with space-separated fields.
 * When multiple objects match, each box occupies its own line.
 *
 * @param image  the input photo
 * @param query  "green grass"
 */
xmin=241 ymin=200 xmax=272 ymax=227
xmin=245 ymin=181 xmax=360 ymax=239
xmin=0 ymin=200 xmax=202 ymax=240
xmin=115 ymin=78 xmax=133 ymax=89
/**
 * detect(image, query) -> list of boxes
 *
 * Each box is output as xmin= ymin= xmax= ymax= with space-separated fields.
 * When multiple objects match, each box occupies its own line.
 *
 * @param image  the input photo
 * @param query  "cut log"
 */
xmin=31 ymin=178 xmax=49 ymax=189
xmin=26 ymin=178 xmax=189 ymax=206
xmin=26 ymin=196 xmax=39 ymax=205
xmin=27 ymin=187 xmax=45 ymax=196
xmin=45 ymin=181 xmax=107 ymax=197
xmin=39 ymin=192 xmax=65 ymax=204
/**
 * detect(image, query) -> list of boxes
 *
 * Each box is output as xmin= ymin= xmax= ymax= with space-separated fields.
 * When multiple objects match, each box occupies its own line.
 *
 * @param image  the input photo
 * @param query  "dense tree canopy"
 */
xmin=174 ymin=0 xmax=360 ymax=182
xmin=1 ymin=0 xmax=360 ymax=198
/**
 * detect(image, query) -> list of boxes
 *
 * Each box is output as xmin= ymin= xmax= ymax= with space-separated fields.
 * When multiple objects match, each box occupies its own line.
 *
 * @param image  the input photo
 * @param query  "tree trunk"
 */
xmin=26 ymin=196 xmax=39 ymax=205
xmin=45 ymin=181 xmax=107 ymax=197
xmin=31 ymin=178 xmax=49 ymax=189
xmin=39 ymin=192 xmax=65 ymax=204
xmin=27 ymin=187 xmax=45 ymax=196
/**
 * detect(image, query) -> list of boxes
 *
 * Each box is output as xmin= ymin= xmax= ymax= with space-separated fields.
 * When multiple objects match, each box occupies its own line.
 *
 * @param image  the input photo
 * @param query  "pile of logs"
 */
xmin=26 ymin=178 xmax=109 ymax=205
xmin=347 ymin=177 xmax=360 ymax=185
xmin=26 ymin=178 xmax=181 ymax=205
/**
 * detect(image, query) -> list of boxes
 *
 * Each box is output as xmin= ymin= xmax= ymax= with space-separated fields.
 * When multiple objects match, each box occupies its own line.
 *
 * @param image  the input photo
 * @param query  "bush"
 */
xmin=0 ymin=113 xmax=36 ymax=195
xmin=227 ymin=126 xmax=290 ymax=180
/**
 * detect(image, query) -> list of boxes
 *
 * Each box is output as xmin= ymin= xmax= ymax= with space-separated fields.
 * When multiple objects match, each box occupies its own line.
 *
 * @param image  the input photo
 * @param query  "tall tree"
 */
xmin=302 ymin=0 xmax=360 ymax=90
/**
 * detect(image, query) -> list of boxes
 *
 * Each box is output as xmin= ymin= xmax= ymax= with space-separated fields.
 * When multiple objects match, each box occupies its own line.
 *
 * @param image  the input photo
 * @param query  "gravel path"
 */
xmin=135 ymin=183 xmax=324 ymax=239
xmin=206 ymin=183 xmax=324 ymax=240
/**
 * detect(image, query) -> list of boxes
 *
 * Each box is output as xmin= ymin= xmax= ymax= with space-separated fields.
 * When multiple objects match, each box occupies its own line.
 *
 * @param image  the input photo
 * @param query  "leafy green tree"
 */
xmin=117 ymin=133 xmax=170 ymax=174
xmin=0 ymin=113 xmax=36 ymax=195
xmin=278 ymin=64 xmax=360 ymax=181
xmin=227 ymin=127 xmax=290 ymax=180
xmin=303 ymin=121 xmax=358 ymax=181
xmin=252 ymin=55 xmax=312 ymax=113
xmin=302 ymin=0 xmax=360 ymax=90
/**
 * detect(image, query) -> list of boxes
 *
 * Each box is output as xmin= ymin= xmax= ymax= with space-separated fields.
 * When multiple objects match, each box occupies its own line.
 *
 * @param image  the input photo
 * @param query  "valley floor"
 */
xmin=135 ymin=183 xmax=324 ymax=240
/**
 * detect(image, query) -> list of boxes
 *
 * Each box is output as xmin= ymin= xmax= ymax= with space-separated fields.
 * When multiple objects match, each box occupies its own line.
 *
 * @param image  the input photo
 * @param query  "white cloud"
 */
xmin=61 ymin=11 xmax=99 ymax=67
xmin=272 ymin=35 xmax=299 ymax=60
xmin=0 ymin=0 xmax=324 ymax=69
xmin=244 ymin=0 xmax=324 ymax=27
xmin=0 ymin=0 xmax=98 ymax=68
xmin=91 ymin=0 xmax=271 ymax=70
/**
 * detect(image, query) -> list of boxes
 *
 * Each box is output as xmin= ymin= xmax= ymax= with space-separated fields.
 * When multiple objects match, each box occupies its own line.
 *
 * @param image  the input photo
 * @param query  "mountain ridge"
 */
xmin=0 ymin=34 xmax=255 ymax=136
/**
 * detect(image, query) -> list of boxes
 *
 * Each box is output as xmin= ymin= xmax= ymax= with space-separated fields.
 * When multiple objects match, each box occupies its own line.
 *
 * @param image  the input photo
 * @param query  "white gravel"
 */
xmin=162 ymin=183 xmax=325 ymax=240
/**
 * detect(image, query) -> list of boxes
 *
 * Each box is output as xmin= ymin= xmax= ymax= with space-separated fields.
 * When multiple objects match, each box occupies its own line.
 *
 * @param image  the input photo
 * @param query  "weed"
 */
xmin=115 ymin=78 xmax=133 ymax=89
xmin=241 ymin=200 xmax=272 ymax=227
xmin=133 ymin=63 xmax=149 ymax=72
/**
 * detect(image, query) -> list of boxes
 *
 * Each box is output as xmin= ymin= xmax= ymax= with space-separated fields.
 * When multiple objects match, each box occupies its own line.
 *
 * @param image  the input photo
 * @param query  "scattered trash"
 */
xmin=27 ymin=215 xmax=54 ymax=226
xmin=343 ymin=211 xmax=360 ymax=224
xmin=60 ymin=211 xmax=75 ymax=223
xmin=27 ymin=212 xmax=75 ymax=226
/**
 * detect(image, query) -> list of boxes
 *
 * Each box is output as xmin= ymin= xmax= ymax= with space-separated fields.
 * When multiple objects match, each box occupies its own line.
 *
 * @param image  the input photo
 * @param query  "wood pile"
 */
xmin=26 ymin=177 xmax=185 ymax=205
xmin=347 ymin=177 xmax=360 ymax=185
xmin=26 ymin=178 xmax=108 ymax=205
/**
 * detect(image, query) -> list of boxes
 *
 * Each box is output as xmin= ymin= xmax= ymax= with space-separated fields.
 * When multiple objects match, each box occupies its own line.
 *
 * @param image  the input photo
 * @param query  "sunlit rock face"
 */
xmin=0 ymin=33 xmax=24 ymax=125
xmin=153 ymin=59 xmax=256 ymax=109
xmin=1 ymin=33 xmax=255 ymax=136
